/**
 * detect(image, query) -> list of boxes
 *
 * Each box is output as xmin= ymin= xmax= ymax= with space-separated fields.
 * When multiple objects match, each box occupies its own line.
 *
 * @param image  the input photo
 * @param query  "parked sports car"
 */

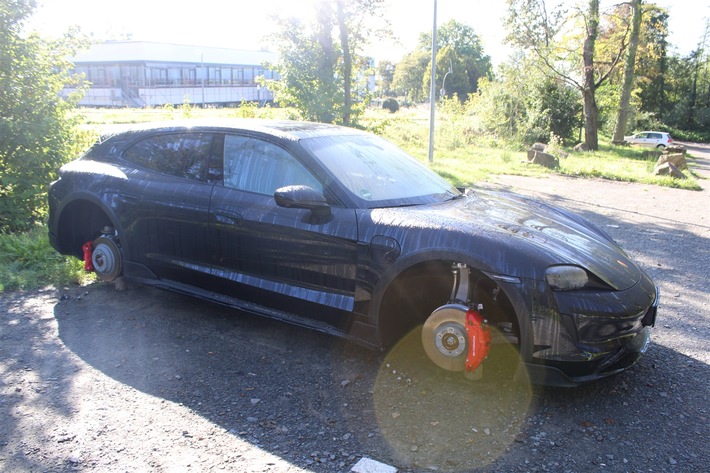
xmin=48 ymin=120 xmax=659 ymax=386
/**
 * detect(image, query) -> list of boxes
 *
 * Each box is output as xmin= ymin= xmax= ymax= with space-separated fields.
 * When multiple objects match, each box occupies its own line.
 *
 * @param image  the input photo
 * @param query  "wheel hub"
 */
xmin=421 ymin=305 xmax=469 ymax=372
xmin=434 ymin=322 xmax=467 ymax=357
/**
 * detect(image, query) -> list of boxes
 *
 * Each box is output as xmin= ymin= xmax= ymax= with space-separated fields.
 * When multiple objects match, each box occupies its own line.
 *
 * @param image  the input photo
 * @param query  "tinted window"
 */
xmin=223 ymin=135 xmax=322 ymax=195
xmin=123 ymin=133 xmax=213 ymax=180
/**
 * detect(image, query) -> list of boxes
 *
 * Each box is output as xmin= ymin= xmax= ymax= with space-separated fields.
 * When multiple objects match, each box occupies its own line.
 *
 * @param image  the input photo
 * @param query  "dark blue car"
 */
xmin=48 ymin=119 xmax=658 ymax=386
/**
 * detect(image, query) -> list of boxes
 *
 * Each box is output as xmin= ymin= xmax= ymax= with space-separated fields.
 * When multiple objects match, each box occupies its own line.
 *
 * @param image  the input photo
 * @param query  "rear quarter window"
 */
xmin=122 ymin=133 xmax=213 ymax=181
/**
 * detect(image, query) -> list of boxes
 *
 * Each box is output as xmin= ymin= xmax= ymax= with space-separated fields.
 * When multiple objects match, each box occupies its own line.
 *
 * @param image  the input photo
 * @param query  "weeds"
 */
xmin=0 ymin=226 xmax=94 ymax=292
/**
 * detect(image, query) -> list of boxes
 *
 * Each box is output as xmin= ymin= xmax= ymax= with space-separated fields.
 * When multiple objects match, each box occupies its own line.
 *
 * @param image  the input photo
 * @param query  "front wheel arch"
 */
xmin=375 ymin=260 xmax=522 ymax=355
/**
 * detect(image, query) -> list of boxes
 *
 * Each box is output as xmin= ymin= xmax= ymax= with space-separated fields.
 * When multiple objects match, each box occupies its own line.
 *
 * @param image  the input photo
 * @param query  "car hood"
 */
xmin=374 ymin=189 xmax=641 ymax=291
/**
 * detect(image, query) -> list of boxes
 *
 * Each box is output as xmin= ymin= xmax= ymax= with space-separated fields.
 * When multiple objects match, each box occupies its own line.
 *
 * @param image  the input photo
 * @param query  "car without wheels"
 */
xmin=49 ymin=119 xmax=659 ymax=387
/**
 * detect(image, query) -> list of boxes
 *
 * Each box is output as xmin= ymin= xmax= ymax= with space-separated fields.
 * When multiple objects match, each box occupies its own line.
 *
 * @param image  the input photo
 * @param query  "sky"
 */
xmin=27 ymin=0 xmax=710 ymax=66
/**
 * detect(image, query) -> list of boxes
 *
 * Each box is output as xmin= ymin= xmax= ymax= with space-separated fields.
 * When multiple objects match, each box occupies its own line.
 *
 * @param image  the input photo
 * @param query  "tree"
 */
xmin=612 ymin=0 xmax=642 ymax=142
xmin=419 ymin=19 xmax=492 ymax=100
xmin=470 ymin=53 xmax=581 ymax=143
xmin=266 ymin=0 xmax=387 ymax=125
xmin=391 ymin=49 xmax=430 ymax=102
xmin=376 ymin=59 xmax=395 ymax=97
xmin=505 ymin=0 xmax=630 ymax=150
xmin=635 ymin=6 xmax=669 ymax=120
xmin=0 ymin=0 xmax=88 ymax=233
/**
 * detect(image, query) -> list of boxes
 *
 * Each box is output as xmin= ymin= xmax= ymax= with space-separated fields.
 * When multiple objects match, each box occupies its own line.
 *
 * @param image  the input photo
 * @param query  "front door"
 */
xmin=208 ymin=134 xmax=359 ymax=328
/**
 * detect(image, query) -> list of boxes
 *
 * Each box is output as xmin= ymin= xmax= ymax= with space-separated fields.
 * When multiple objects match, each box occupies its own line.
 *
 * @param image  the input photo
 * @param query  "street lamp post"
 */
xmin=441 ymin=60 xmax=452 ymax=98
xmin=428 ymin=0 xmax=437 ymax=163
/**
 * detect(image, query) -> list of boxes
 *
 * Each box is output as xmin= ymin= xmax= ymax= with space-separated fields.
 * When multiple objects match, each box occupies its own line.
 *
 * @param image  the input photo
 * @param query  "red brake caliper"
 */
xmin=464 ymin=304 xmax=491 ymax=372
xmin=82 ymin=241 xmax=94 ymax=272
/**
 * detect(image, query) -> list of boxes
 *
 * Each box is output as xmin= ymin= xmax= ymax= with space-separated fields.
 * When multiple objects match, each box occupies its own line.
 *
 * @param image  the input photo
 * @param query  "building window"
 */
xmin=244 ymin=67 xmax=254 ymax=85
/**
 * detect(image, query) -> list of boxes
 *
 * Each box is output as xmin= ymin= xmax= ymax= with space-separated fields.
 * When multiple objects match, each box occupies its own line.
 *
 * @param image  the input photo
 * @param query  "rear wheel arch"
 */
xmin=55 ymin=197 xmax=120 ymax=259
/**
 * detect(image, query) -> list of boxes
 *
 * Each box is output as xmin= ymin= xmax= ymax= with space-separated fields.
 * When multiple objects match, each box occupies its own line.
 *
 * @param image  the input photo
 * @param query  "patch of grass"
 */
xmin=365 ymin=107 xmax=701 ymax=190
xmin=75 ymin=103 xmax=292 ymax=125
xmin=0 ymin=226 xmax=94 ymax=292
xmin=559 ymin=142 xmax=701 ymax=190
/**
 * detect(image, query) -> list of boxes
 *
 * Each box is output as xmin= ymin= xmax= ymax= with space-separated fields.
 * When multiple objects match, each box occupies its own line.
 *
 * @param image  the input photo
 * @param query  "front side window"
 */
xmin=223 ymin=135 xmax=322 ymax=195
xmin=123 ymin=133 xmax=213 ymax=181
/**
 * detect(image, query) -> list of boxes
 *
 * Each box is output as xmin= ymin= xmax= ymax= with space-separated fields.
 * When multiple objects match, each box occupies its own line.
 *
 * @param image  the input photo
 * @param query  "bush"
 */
xmin=0 ymin=3 xmax=89 ymax=233
xmin=382 ymin=97 xmax=400 ymax=113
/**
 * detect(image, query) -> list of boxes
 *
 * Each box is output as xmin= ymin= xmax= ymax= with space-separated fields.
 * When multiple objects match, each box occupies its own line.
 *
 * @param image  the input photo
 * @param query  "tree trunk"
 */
xmin=336 ymin=0 xmax=351 ymax=126
xmin=612 ymin=0 xmax=642 ymax=143
xmin=583 ymin=87 xmax=599 ymax=148
xmin=582 ymin=0 xmax=600 ymax=150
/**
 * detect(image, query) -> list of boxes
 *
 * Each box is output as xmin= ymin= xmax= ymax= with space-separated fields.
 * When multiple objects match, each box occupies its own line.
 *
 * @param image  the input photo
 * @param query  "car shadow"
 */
xmin=44 ymin=177 xmax=710 ymax=472
xmin=49 ymin=279 xmax=710 ymax=472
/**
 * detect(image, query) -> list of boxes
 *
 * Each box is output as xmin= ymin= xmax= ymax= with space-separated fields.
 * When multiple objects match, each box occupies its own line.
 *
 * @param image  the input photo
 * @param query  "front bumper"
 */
xmin=521 ymin=277 xmax=659 ymax=387
xmin=517 ymin=326 xmax=651 ymax=387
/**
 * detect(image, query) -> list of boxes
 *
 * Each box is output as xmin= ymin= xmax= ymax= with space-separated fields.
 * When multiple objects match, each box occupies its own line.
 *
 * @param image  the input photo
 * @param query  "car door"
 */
xmin=636 ymin=132 xmax=652 ymax=147
xmin=116 ymin=131 xmax=216 ymax=284
xmin=208 ymin=133 xmax=360 ymax=328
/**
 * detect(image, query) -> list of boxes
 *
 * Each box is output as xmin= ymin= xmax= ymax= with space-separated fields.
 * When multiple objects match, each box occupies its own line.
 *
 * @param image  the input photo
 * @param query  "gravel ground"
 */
xmin=1 ymin=145 xmax=708 ymax=473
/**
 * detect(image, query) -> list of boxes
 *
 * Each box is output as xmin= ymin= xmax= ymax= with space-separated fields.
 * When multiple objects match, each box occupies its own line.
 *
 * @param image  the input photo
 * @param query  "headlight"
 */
xmin=546 ymin=265 xmax=589 ymax=291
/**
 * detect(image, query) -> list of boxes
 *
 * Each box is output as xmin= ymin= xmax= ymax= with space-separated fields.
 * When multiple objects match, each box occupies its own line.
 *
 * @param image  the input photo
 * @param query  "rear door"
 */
xmin=208 ymin=133 xmax=360 ymax=327
xmin=115 ymin=132 xmax=216 ymax=283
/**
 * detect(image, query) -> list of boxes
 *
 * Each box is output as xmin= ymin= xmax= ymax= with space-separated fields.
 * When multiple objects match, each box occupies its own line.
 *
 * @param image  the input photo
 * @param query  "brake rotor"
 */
xmin=91 ymin=236 xmax=122 ymax=282
xmin=421 ymin=305 xmax=468 ymax=372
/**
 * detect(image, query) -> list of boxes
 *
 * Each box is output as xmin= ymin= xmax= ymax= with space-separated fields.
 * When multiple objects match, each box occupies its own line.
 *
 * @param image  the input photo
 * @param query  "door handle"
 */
xmin=215 ymin=213 xmax=242 ymax=226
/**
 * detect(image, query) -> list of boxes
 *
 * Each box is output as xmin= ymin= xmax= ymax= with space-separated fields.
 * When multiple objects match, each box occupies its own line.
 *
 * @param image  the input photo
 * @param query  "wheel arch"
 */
xmin=370 ymin=251 xmax=533 ymax=359
xmin=53 ymin=193 xmax=125 ymax=259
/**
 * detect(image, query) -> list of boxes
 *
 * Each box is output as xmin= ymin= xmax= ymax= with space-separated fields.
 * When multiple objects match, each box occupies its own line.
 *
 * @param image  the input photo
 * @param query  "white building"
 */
xmin=66 ymin=41 xmax=278 ymax=107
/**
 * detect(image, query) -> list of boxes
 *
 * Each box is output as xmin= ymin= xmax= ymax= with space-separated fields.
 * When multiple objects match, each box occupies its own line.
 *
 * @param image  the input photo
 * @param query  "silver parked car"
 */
xmin=624 ymin=131 xmax=673 ymax=149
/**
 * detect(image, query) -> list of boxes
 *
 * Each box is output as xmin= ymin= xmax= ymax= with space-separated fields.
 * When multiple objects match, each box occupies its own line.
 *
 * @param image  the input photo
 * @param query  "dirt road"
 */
xmin=1 ymin=150 xmax=708 ymax=472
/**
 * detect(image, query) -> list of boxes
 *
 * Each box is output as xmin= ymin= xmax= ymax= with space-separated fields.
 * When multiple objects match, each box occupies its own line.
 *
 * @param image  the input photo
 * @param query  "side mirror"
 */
xmin=274 ymin=185 xmax=331 ymax=218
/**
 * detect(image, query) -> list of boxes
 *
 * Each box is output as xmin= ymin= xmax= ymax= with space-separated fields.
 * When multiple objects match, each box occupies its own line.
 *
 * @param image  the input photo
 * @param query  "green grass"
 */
xmin=0 ymin=226 xmax=94 ymax=292
xmin=557 ymin=141 xmax=701 ymax=190
xmin=364 ymin=107 xmax=702 ymax=190
xmin=76 ymin=102 xmax=294 ymax=125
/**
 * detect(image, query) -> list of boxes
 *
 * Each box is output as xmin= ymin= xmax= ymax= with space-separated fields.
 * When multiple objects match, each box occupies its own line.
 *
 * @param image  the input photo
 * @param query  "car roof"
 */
xmin=96 ymin=119 xmax=362 ymax=143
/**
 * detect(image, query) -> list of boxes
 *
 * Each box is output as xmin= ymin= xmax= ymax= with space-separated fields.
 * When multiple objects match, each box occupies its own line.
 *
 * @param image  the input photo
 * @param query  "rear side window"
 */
xmin=123 ymin=133 xmax=213 ymax=181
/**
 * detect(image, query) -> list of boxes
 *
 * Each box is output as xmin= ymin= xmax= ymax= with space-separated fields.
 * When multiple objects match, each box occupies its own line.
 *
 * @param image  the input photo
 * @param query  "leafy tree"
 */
xmin=266 ymin=12 xmax=340 ymax=123
xmin=505 ymin=0 xmax=630 ymax=150
xmin=471 ymin=53 xmax=581 ymax=144
xmin=419 ymin=19 xmax=492 ymax=100
xmin=376 ymin=59 xmax=395 ymax=97
xmin=0 ymin=0 xmax=89 ymax=233
xmin=391 ymin=49 xmax=430 ymax=102
xmin=612 ymin=0 xmax=643 ymax=142
xmin=635 ymin=5 xmax=669 ymax=120
xmin=423 ymin=46 xmax=468 ymax=100
xmin=266 ymin=0 xmax=387 ymax=125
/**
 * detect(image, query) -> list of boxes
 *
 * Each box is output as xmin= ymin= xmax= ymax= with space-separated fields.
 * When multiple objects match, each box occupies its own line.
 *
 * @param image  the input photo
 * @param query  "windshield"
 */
xmin=299 ymin=133 xmax=460 ymax=207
